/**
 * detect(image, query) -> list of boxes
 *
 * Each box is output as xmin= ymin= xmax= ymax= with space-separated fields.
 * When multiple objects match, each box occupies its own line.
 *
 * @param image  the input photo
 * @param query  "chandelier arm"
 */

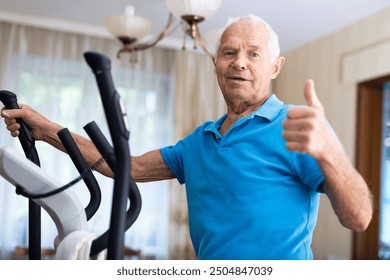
xmin=133 ymin=13 xmax=175 ymax=52
xmin=116 ymin=13 xmax=175 ymax=60
xmin=196 ymin=27 xmax=216 ymax=65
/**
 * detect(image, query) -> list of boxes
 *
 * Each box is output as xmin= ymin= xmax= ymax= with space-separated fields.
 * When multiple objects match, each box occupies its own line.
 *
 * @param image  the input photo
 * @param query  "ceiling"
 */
xmin=1 ymin=0 xmax=390 ymax=54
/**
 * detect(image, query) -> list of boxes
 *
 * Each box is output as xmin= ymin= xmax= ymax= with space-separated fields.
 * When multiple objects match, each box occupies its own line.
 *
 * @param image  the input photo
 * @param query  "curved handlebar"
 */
xmin=84 ymin=121 xmax=141 ymax=257
xmin=0 ymin=90 xmax=41 ymax=260
xmin=84 ymin=51 xmax=139 ymax=259
xmin=57 ymin=128 xmax=102 ymax=220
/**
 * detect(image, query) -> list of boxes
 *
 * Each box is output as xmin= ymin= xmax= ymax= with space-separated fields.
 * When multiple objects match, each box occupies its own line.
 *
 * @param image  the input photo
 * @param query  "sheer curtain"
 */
xmin=0 ymin=21 xmax=174 ymax=259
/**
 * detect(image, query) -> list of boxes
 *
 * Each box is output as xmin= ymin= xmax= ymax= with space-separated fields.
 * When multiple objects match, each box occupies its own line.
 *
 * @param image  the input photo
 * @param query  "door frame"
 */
xmin=354 ymin=76 xmax=389 ymax=259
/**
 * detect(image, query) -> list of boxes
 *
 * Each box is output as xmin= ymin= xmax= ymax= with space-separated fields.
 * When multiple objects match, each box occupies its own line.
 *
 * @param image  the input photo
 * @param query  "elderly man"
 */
xmin=1 ymin=15 xmax=373 ymax=260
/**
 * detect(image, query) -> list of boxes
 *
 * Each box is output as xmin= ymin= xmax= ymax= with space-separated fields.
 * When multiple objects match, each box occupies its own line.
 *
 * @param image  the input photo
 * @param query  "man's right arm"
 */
xmin=132 ymin=150 xmax=175 ymax=182
xmin=1 ymin=105 xmax=175 ymax=182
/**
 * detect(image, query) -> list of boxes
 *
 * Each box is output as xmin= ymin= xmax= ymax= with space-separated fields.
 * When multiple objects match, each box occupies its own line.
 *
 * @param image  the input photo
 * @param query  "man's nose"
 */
xmin=231 ymin=54 xmax=247 ymax=70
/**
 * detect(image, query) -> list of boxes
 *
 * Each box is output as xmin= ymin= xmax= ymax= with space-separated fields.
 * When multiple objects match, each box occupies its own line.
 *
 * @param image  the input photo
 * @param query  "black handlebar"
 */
xmin=84 ymin=121 xmax=141 ymax=257
xmin=57 ymin=128 xmax=101 ymax=220
xmin=0 ymin=51 xmax=142 ymax=260
xmin=0 ymin=91 xmax=40 ymax=165
xmin=84 ymin=51 xmax=140 ymax=260
xmin=0 ymin=90 xmax=41 ymax=260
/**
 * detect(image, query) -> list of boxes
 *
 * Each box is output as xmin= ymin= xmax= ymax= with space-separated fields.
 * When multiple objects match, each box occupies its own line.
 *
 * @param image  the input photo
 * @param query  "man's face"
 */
xmin=215 ymin=20 xmax=283 ymax=108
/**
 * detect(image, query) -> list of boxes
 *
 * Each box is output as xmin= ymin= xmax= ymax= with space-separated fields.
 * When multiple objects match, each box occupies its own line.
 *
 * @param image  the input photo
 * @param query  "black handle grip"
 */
xmin=84 ymin=51 xmax=133 ymax=259
xmin=0 ymin=90 xmax=41 ymax=260
xmin=57 ymin=128 xmax=102 ymax=220
xmin=83 ymin=52 xmax=130 ymax=140
xmin=84 ymin=121 xmax=141 ymax=258
xmin=0 ymin=90 xmax=40 ymax=165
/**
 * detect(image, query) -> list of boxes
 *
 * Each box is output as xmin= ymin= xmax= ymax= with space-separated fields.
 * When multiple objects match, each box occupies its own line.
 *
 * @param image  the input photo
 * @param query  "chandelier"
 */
xmin=104 ymin=0 xmax=222 ymax=62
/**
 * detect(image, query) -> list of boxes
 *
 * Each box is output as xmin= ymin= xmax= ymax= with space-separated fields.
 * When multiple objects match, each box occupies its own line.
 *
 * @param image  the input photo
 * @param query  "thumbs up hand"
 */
xmin=282 ymin=79 xmax=335 ymax=160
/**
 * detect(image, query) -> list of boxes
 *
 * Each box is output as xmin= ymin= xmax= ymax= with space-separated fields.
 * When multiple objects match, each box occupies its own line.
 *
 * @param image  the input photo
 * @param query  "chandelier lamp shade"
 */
xmin=166 ymin=0 xmax=221 ymax=19
xmin=104 ymin=0 xmax=222 ymax=62
xmin=105 ymin=5 xmax=152 ymax=44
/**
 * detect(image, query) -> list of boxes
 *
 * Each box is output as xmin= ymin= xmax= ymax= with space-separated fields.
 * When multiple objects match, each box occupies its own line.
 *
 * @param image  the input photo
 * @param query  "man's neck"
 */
xmin=219 ymin=96 xmax=269 ymax=136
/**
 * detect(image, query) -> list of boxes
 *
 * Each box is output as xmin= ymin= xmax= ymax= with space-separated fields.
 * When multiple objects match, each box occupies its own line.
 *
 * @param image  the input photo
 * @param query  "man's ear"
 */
xmin=271 ymin=56 xmax=285 ymax=79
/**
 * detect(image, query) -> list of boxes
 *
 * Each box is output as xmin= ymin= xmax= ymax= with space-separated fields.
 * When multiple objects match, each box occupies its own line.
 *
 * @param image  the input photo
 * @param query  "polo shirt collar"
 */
xmin=253 ymin=94 xmax=284 ymax=122
xmin=204 ymin=94 xmax=284 ymax=133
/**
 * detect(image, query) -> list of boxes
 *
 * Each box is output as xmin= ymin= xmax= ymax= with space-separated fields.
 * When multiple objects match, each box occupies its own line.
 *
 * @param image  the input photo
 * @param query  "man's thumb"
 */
xmin=304 ymin=79 xmax=322 ymax=109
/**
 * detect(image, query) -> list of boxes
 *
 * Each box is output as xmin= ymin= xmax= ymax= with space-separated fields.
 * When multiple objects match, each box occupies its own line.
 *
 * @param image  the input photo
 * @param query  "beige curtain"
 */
xmin=168 ymin=50 xmax=226 ymax=259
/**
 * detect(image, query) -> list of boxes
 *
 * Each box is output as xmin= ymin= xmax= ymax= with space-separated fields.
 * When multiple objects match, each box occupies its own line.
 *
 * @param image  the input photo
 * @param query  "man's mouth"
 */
xmin=227 ymin=76 xmax=248 ymax=81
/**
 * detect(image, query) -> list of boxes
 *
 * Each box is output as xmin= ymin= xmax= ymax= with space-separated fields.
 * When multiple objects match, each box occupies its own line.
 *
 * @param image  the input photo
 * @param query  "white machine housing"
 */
xmin=0 ymin=146 xmax=88 ymax=247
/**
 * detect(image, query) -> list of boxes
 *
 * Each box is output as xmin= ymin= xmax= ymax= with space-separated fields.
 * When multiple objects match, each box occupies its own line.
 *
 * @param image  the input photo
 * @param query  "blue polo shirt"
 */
xmin=160 ymin=94 xmax=324 ymax=259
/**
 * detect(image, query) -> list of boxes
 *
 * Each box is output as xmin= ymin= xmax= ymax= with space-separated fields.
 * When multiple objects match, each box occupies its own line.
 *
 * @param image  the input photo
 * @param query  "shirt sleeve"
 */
xmin=292 ymin=120 xmax=339 ymax=192
xmin=293 ymin=152 xmax=324 ymax=192
xmin=160 ymin=141 xmax=186 ymax=185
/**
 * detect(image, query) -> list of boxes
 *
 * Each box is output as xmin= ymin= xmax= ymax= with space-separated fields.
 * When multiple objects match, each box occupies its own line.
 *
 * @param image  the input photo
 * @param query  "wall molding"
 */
xmin=340 ymin=36 xmax=390 ymax=84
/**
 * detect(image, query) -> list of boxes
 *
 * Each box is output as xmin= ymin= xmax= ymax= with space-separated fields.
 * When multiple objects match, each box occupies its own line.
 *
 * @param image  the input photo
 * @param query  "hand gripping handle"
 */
xmin=0 ymin=90 xmax=40 ymax=166
xmin=0 ymin=90 xmax=41 ymax=259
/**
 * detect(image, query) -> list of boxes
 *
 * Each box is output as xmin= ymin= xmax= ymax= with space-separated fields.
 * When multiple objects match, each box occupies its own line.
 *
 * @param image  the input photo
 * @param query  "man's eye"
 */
xmin=224 ymin=51 xmax=235 ymax=56
xmin=251 ymin=52 xmax=260 ymax=58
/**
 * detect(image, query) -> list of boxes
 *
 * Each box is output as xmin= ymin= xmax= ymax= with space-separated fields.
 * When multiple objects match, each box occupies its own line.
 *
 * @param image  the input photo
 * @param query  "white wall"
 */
xmin=273 ymin=8 xmax=390 ymax=259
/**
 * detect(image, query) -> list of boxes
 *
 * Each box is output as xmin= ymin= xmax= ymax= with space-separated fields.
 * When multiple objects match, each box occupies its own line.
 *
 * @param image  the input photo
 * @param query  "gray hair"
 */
xmin=215 ymin=15 xmax=281 ymax=62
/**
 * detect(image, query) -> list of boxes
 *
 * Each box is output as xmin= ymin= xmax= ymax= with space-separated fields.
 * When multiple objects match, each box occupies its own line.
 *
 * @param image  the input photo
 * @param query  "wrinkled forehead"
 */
xmin=219 ymin=20 xmax=270 ymax=49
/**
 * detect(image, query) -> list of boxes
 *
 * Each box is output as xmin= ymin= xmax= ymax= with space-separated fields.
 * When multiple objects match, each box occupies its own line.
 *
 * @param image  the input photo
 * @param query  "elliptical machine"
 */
xmin=0 ymin=51 xmax=142 ymax=260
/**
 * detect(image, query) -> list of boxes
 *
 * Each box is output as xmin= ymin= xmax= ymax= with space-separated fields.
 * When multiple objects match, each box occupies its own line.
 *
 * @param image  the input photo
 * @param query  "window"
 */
xmin=379 ymin=81 xmax=390 ymax=259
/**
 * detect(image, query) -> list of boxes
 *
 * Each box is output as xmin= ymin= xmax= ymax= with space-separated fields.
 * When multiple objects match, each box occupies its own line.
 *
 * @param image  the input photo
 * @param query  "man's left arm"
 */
xmin=315 ymin=143 xmax=373 ymax=232
xmin=282 ymin=79 xmax=373 ymax=232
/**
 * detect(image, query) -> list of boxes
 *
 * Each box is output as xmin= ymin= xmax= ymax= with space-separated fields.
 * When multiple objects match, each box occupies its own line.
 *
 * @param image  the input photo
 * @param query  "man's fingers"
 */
xmin=282 ymin=130 xmax=308 ymax=142
xmin=287 ymin=106 xmax=320 ymax=120
xmin=285 ymin=141 xmax=306 ymax=153
xmin=282 ymin=118 xmax=313 ymax=131
xmin=11 ymin=130 xmax=20 ymax=137
xmin=4 ymin=109 xmax=24 ymax=118
xmin=3 ymin=117 xmax=17 ymax=126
